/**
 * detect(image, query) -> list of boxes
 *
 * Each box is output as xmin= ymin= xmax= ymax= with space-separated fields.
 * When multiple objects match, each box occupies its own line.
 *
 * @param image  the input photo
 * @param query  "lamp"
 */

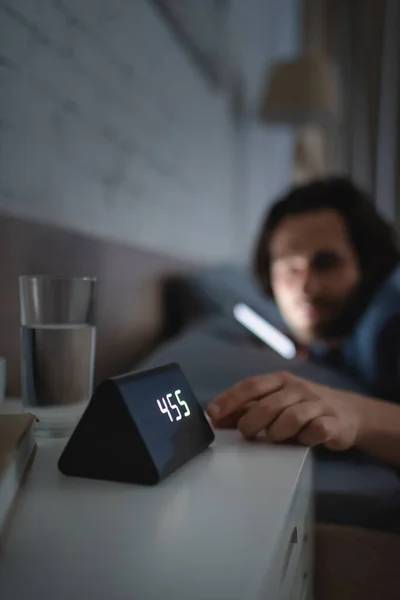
xmin=259 ymin=55 xmax=342 ymax=128
xmin=259 ymin=54 xmax=343 ymax=179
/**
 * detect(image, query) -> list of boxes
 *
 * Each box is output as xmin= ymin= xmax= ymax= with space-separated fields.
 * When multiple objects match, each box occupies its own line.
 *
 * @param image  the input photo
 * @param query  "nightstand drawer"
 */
xmin=280 ymin=520 xmax=307 ymax=598
xmin=289 ymin=534 xmax=311 ymax=600
xmin=279 ymin=456 xmax=313 ymax=598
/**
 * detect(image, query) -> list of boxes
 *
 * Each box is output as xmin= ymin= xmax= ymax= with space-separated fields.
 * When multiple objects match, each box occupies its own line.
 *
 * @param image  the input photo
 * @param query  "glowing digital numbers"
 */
xmin=166 ymin=393 xmax=182 ymax=421
xmin=157 ymin=397 xmax=173 ymax=422
xmin=157 ymin=389 xmax=191 ymax=422
xmin=174 ymin=389 xmax=190 ymax=417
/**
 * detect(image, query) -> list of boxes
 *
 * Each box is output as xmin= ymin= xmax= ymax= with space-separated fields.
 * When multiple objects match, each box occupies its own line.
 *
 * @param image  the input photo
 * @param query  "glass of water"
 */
xmin=19 ymin=275 xmax=97 ymax=438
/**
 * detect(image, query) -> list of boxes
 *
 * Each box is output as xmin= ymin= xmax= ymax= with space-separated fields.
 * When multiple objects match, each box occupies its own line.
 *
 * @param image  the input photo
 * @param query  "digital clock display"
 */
xmin=114 ymin=363 xmax=214 ymax=480
xmin=157 ymin=390 xmax=191 ymax=422
xmin=58 ymin=363 xmax=214 ymax=485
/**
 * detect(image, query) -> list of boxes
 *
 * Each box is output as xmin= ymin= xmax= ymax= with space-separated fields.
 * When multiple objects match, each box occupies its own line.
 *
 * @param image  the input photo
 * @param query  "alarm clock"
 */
xmin=58 ymin=363 xmax=215 ymax=485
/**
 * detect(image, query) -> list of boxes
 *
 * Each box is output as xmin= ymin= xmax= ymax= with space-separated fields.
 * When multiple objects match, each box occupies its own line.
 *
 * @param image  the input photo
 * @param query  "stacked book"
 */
xmin=0 ymin=414 xmax=36 ymax=540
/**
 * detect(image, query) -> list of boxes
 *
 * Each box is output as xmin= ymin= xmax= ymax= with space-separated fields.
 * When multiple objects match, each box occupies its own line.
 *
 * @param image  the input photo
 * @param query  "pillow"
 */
xmin=344 ymin=265 xmax=400 ymax=400
xmin=163 ymin=265 xmax=285 ymax=335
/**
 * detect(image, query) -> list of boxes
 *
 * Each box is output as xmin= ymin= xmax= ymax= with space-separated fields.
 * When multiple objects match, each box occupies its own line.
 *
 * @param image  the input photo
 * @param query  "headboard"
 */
xmin=0 ymin=213 xmax=187 ymax=396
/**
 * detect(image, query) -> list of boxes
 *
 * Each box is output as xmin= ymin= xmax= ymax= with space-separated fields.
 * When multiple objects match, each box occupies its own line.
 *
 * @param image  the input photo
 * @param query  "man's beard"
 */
xmin=307 ymin=282 xmax=375 ymax=342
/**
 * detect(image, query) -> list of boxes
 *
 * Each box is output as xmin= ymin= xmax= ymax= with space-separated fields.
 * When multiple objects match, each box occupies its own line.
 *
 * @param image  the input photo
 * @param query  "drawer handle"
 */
xmin=281 ymin=527 xmax=298 ymax=582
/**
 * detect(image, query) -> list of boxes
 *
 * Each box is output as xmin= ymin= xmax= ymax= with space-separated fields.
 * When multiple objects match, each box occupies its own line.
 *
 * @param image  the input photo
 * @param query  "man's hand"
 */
xmin=207 ymin=372 xmax=364 ymax=451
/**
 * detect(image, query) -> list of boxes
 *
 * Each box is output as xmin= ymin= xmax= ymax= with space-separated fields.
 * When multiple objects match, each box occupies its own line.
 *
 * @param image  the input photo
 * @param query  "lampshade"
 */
xmin=259 ymin=55 xmax=342 ymax=127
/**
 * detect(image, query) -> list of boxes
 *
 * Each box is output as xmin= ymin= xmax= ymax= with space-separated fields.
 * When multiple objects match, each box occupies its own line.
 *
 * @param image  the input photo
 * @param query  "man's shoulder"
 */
xmin=344 ymin=265 xmax=400 ymax=400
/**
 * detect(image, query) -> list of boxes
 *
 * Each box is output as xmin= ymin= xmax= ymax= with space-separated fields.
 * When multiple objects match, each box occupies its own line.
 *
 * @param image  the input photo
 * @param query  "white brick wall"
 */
xmin=0 ymin=0 xmax=235 ymax=261
xmin=229 ymin=0 xmax=300 ymax=261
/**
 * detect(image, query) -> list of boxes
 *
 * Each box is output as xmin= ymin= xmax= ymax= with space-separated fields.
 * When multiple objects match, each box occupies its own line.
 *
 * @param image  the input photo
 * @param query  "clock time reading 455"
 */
xmin=58 ymin=363 xmax=214 ymax=485
xmin=157 ymin=390 xmax=191 ymax=422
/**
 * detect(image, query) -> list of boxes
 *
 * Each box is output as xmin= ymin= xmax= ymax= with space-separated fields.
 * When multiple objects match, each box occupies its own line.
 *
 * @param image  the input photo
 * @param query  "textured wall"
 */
xmin=0 ymin=0 xmax=234 ymax=262
xmin=229 ymin=0 xmax=300 ymax=261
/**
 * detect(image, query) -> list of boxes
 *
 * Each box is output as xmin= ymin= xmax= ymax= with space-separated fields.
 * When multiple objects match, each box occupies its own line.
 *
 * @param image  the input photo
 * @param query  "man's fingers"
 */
xmin=210 ymin=401 xmax=258 ymax=429
xmin=267 ymin=401 xmax=328 ymax=443
xmin=237 ymin=389 xmax=302 ymax=438
xmin=296 ymin=416 xmax=339 ymax=447
xmin=207 ymin=372 xmax=286 ymax=420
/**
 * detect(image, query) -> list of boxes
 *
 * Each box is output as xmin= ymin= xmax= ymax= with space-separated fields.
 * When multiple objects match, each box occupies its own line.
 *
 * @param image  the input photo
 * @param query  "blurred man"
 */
xmin=254 ymin=177 xmax=399 ymax=346
xmin=207 ymin=178 xmax=400 ymax=466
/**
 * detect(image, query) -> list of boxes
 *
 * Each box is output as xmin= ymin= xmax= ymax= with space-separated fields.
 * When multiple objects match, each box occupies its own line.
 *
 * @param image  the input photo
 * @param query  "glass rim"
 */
xmin=19 ymin=275 xmax=97 ymax=282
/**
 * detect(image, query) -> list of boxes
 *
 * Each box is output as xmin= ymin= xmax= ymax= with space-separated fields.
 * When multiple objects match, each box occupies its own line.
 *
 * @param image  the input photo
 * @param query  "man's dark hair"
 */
xmin=254 ymin=177 xmax=400 ymax=298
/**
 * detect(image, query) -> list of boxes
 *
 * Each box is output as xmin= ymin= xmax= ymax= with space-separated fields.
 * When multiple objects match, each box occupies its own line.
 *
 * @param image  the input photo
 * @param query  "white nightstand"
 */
xmin=0 ymin=421 xmax=313 ymax=599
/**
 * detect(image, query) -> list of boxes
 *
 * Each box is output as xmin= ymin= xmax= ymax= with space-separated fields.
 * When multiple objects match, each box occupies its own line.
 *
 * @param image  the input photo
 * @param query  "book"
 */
xmin=0 ymin=414 xmax=37 ymax=540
